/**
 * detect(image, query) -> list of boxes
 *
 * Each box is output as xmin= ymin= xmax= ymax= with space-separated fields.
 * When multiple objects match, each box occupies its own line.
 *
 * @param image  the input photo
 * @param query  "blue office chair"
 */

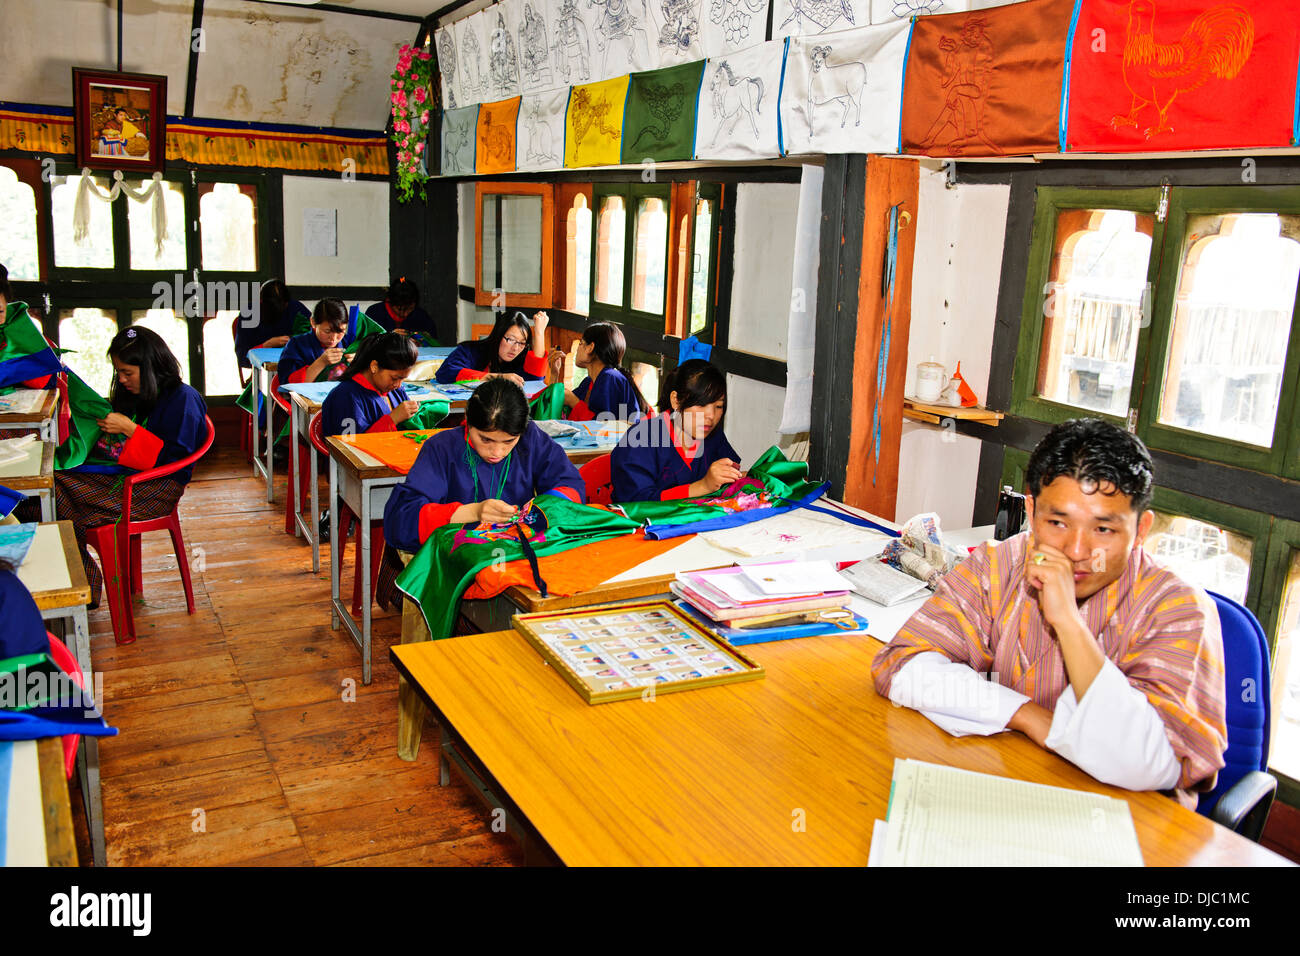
xmin=1196 ymin=591 xmax=1278 ymax=842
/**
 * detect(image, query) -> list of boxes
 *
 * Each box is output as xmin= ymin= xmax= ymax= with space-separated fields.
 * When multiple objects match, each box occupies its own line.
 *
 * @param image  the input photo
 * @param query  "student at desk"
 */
xmin=872 ymin=419 xmax=1228 ymax=807
xmin=277 ymin=298 xmax=352 ymax=385
xmin=610 ymin=359 xmax=741 ymax=502
xmin=320 ymin=333 xmax=420 ymax=436
xmin=233 ymin=279 xmax=310 ymax=370
xmin=0 ymin=263 xmax=59 ymax=393
xmin=365 ymin=277 xmax=437 ymax=343
xmin=550 ymin=322 xmax=651 ymax=423
xmin=435 ymin=310 xmax=548 ymax=385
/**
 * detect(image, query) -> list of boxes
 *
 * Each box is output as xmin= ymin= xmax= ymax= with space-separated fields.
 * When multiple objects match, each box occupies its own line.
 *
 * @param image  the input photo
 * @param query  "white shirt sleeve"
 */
xmin=888 ymin=652 xmax=1031 ymax=738
xmin=1044 ymin=658 xmax=1181 ymax=791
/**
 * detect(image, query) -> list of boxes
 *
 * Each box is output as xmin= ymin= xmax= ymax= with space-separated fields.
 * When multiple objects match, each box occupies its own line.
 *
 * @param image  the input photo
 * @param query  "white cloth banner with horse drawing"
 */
xmin=516 ymin=87 xmax=569 ymax=171
xmin=699 ymin=0 xmax=771 ymax=60
xmin=456 ymin=10 xmax=491 ymax=107
xmin=694 ymin=40 xmax=786 ymax=161
xmin=772 ymin=0 xmax=871 ymax=38
xmin=780 ymin=19 xmax=911 ymax=156
xmin=544 ymin=0 xmax=599 ymax=87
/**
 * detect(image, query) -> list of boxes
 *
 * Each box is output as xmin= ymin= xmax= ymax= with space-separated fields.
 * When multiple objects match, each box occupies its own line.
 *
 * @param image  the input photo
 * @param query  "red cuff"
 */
xmin=456 ymin=368 xmax=489 ymax=381
xmin=288 ymin=366 xmax=312 ymax=384
xmin=568 ymin=400 xmax=595 ymax=422
xmin=550 ymin=486 xmax=581 ymax=503
xmin=21 ymin=377 xmax=54 ymax=389
xmin=117 ymin=426 xmax=163 ymax=471
xmin=418 ymin=501 xmax=464 ymax=541
xmin=660 ymin=483 xmax=692 ymax=501
xmin=523 ymin=351 xmax=548 ymax=377
xmin=366 ymin=414 xmax=398 ymax=434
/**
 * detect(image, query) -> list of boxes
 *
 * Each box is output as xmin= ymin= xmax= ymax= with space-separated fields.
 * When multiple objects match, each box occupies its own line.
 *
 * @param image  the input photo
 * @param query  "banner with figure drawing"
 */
xmin=435 ymin=25 xmax=462 ymax=110
xmin=564 ymin=75 xmax=630 ymax=167
xmin=517 ymin=87 xmax=570 ymax=171
xmin=773 ymin=0 xmax=871 ymax=39
xmin=699 ymin=0 xmax=771 ymax=60
xmin=477 ymin=96 xmax=521 ymax=174
xmin=485 ymin=0 xmax=525 ymax=102
xmin=456 ymin=10 xmax=490 ymax=108
xmin=517 ymin=0 xmax=557 ymax=93
xmin=546 ymin=0 xmax=598 ymax=87
xmin=694 ymin=39 xmax=785 ymax=161
xmin=622 ymin=60 xmax=706 ymax=163
xmin=781 ymin=19 xmax=911 ymax=156
xmin=440 ymin=104 xmax=479 ymax=175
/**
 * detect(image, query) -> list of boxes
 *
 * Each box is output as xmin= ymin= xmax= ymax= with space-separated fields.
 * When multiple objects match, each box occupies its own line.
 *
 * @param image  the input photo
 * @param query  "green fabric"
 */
xmin=621 ymin=61 xmax=706 ymax=163
xmin=528 ymin=382 xmax=565 ymax=421
xmin=54 ymin=370 xmax=114 ymax=470
xmin=0 ymin=302 xmax=47 ymax=358
xmin=402 ymin=400 xmax=450 ymax=431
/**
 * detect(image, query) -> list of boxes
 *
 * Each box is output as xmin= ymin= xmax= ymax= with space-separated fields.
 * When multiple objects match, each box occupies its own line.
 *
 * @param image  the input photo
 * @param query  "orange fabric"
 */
xmin=901 ymin=0 xmax=1073 ymax=157
xmin=463 ymin=529 xmax=690 ymax=600
xmin=476 ymin=96 xmax=521 ymax=175
xmin=345 ymin=428 xmax=450 ymax=474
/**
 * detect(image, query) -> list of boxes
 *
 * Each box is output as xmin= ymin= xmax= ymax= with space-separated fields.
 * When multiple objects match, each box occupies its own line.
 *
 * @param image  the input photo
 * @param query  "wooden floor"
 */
xmin=74 ymin=443 xmax=522 ymax=867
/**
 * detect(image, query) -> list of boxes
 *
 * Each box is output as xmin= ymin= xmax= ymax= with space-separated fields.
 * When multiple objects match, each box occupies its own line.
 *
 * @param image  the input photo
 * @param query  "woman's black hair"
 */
xmin=311 ymin=297 xmax=349 ymax=332
xmin=0 ymin=263 xmax=10 ymax=302
xmin=341 ymin=332 xmax=418 ymax=380
xmin=463 ymin=311 xmax=532 ymax=374
xmin=260 ymin=279 xmax=292 ymax=320
xmin=582 ymin=322 xmax=651 ymax=417
xmin=1026 ymin=418 xmax=1154 ymax=513
xmin=661 ymin=359 xmax=726 ymax=426
xmin=386 ymin=277 xmax=419 ymax=308
xmin=466 ymin=377 xmax=530 ymax=436
xmin=108 ymin=325 xmax=182 ymax=415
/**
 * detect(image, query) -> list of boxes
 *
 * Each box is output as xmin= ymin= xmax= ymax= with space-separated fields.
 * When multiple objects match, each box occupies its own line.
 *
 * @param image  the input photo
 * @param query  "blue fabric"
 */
xmin=610 ymin=413 xmax=740 ymax=503
xmin=0 ymin=740 xmax=10 ymax=863
xmin=383 ymin=423 xmax=585 ymax=553
xmin=643 ymin=480 xmax=829 ymax=539
xmin=0 ymin=567 xmax=47 ymax=661
xmin=434 ymin=341 xmax=544 ymax=384
xmin=677 ymin=335 xmax=712 ymax=364
xmin=1197 ymin=592 xmax=1272 ymax=817
xmin=0 ymin=351 xmax=62 ymax=390
xmin=234 ymin=300 xmax=309 ymax=368
xmin=277 ymin=329 xmax=354 ymax=384
xmin=0 ymin=709 xmax=118 ymax=740
xmin=0 ymin=484 xmax=24 ymax=519
xmin=364 ymin=301 xmax=439 ymax=342
xmin=548 ymin=420 xmax=623 ymax=454
xmin=575 ymin=367 xmax=643 ymax=422
xmin=321 ymin=377 xmax=410 ymax=436
xmin=71 ymin=384 xmax=208 ymax=484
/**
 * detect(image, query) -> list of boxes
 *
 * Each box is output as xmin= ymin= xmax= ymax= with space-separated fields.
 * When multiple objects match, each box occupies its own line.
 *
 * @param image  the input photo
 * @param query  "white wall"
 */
xmin=729 ymin=183 xmax=800 ymax=362
xmin=282 ymin=176 xmax=389 ymax=287
xmin=894 ymin=163 xmax=1010 ymax=528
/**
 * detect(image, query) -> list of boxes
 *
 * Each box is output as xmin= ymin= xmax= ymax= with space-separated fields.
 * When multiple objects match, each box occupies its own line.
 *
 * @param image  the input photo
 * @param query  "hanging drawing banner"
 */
xmin=456 ymin=11 xmax=490 ymax=108
xmin=773 ymin=0 xmax=870 ymax=40
xmin=518 ymin=1 xmax=558 ymax=93
xmin=621 ymin=61 xmax=706 ymax=163
xmin=476 ymin=96 xmax=522 ymax=174
xmin=485 ymin=0 xmax=525 ymax=102
xmin=781 ymin=19 xmax=911 ymax=156
xmin=580 ymin=0 xmax=659 ymax=80
xmin=564 ymin=75 xmax=630 ymax=167
xmin=699 ymin=0 xmax=771 ymax=60
xmin=1063 ymin=0 xmax=1300 ymax=153
xmin=867 ymin=0 xmax=1012 ymax=27
xmin=546 ymin=0 xmax=598 ymax=87
xmin=436 ymin=26 xmax=462 ymax=110
xmin=517 ymin=87 xmax=569 ymax=171
xmin=643 ymin=0 xmax=709 ymax=72
xmin=900 ymin=0 xmax=1074 ymax=157
xmin=441 ymin=104 xmax=480 ymax=175
xmin=694 ymin=40 xmax=785 ymax=161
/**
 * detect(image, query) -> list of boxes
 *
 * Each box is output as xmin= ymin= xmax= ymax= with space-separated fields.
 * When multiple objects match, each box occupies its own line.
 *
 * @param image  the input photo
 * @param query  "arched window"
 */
xmin=565 ymin=192 xmax=592 ymax=313
xmin=631 ymin=197 xmax=667 ymax=314
xmin=594 ymin=194 xmax=625 ymax=306
xmin=204 ymin=313 xmax=244 ymax=396
xmin=52 ymin=175 xmax=114 ymax=269
xmin=0 ymin=165 xmax=40 ymax=280
xmin=132 ymin=309 xmax=191 ymax=384
xmin=128 ymin=179 xmax=187 ymax=270
xmin=59 ymin=309 xmax=118 ymax=395
xmin=200 ymin=183 xmax=258 ymax=271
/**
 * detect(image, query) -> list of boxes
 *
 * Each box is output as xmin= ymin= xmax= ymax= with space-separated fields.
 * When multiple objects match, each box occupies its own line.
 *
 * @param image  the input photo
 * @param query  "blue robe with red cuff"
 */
xmin=364 ymin=301 xmax=439 ymax=342
xmin=0 ymin=569 xmax=48 ymax=661
xmin=434 ymin=341 xmax=547 ymax=384
xmin=611 ymin=412 xmax=740 ymax=503
xmin=277 ymin=329 xmax=355 ymax=385
xmin=77 ymin=383 xmax=208 ymax=484
xmin=233 ymin=300 xmax=310 ymax=368
xmin=321 ymin=375 xmax=410 ymax=436
xmin=569 ymin=367 xmax=643 ymax=422
xmin=383 ymin=423 xmax=585 ymax=553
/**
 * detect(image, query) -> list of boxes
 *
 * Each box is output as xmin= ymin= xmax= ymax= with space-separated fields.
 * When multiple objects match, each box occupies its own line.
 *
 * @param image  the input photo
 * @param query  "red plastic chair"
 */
xmin=85 ymin=415 xmax=216 ymax=645
xmin=580 ymin=453 xmax=614 ymax=505
xmin=309 ymin=413 xmax=385 ymax=616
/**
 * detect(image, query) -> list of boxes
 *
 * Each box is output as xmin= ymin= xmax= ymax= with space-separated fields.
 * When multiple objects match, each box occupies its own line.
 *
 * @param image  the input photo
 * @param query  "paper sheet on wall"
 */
xmin=693 ymin=40 xmax=785 ymax=162
xmin=302 ymin=208 xmax=337 ymax=258
xmin=778 ymin=164 xmax=821 ymax=433
xmin=457 ymin=10 xmax=490 ymax=106
xmin=484 ymin=0 xmax=525 ymax=102
xmin=436 ymin=25 xmax=463 ymax=109
xmin=867 ymin=0 xmax=1017 ymax=25
xmin=545 ymin=0 xmax=598 ymax=86
xmin=701 ymin=505 xmax=889 ymax=557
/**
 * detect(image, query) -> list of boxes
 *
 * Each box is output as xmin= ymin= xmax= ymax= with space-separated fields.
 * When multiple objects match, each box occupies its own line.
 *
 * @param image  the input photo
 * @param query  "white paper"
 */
xmin=0 ymin=434 xmax=38 ymax=469
xmin=841 ymin=558 xmax=929 ymax=606
xmin=0 ymin=388 xmax=49 ymax=417
xmin=739 ymin=559 xmax=848 ymax=596
xmin=302 ymin=208 xmax=338 ymax=258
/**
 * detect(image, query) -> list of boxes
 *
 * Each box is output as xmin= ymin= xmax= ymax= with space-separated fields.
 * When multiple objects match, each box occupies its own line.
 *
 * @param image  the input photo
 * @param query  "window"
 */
xmin=1143 ymin=512 xmax=1252 ymax=604
xmin=1270 ymin=546 xmax=1300 ymax=782
xmin=132 ymin=310 xmax=191 ymax=384
xmin=59 ymin=308 xmax=117 ymax=395
xmin=51 ymin=175 xmax=114 ymax=269
xmin=0 ymin=165 xmax=40 ymax=280
xmin=594 ymin=192 xmax=626 ymax=307
xmin=590 ymin=182 xmax=672 ymax=332
xmin=128 ymin=179 xmax=187 ymax=271
xmin=204 ymin=313 xmax=244 ymax=396
xmin=562 ymin=192 xmax=592 ymax=313
xmin=688 ymin=186 xmax=720 ymax=338
xmin=630 ymin=196 xmax=667 ymax=314
xmin=199 ymin=182 xmax=259 ymax=271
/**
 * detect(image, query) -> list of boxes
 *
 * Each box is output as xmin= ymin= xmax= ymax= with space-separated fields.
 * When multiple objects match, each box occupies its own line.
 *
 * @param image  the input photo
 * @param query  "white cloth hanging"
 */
xmin=72 ymin=169 xmax=168 ymax=258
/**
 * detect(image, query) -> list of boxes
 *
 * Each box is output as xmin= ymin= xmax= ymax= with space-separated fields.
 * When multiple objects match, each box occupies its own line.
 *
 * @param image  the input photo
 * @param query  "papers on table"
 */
xmin=874 ymin=759 xmax=1144 ymax=867
xmin=701 ymin=506 xmax=892 ymax=559
xmin=840 ymin=558 xmax=930 ymax=607
xmin=740 ymin=560 xmax=849 ymax=597
xmin=0 ymin=434 xmax=38 ymax=468
xmin=0 ymin=389 xmax=47 ymax=417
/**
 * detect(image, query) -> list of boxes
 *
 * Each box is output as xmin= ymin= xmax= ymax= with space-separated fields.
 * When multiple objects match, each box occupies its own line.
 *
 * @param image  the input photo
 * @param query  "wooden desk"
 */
xmin=0 ymin=387 xmax=58 ymax=442
xmin=0 ymin=439 xmax=54 ymax=520
xmin=391 ymin=630 xmax=1290 ymax=867
xmin=2 ymin=739 xmax=77 ymax=866
xmin=247 ymin=349 xmax=280 ymax=503
xmin=289 ymin=391 xmax=325 ymax=572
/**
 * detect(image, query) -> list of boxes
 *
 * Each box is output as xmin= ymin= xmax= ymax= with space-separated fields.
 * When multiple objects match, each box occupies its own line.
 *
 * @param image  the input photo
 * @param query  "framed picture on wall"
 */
xmin=72 ymin=68 xmax=167 ymax=174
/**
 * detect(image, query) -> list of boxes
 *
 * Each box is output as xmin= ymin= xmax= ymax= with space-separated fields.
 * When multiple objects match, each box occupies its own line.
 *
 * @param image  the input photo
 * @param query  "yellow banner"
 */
xmin=563 ymin=76 xmax=629 ymax=169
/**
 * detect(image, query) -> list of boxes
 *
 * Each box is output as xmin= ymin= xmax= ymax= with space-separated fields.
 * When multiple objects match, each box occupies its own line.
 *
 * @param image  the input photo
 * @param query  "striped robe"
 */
xmin=872 ymin=533 xmax=1228 ymax=803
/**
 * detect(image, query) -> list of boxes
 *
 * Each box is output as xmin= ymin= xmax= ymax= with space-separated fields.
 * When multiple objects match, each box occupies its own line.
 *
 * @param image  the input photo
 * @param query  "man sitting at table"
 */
xmin=871 ymin=418 xmax=1227 ymax=807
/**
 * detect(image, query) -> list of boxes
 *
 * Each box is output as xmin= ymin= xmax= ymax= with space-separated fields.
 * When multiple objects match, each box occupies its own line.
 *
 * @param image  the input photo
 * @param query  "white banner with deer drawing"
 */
xmin=694 ymin=39 xmax=785 ymax=161
xmin=779 ymin=19 xmax=911 ymax=156
xmin=516 ymin=87 xmax=570 ymax=171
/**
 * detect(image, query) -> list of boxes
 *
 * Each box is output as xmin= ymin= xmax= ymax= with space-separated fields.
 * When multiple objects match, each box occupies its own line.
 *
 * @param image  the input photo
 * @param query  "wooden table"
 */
xmin=0 ymin=387 xmax=59 ymax=442
xmin=2 ymin=739 xmax=78 ymax=866
xmin=247 ymin=348 xmax=280 ymax=503
xmin=288 ymin=391 xmax=326 ymax=571
xmin=390 ymin=629 xmax=1291 ymax=867
xmin=0 ymin=439 xmax=54 ymax=520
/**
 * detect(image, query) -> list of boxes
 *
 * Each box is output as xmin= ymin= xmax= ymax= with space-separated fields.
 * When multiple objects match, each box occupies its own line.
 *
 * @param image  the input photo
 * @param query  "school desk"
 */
xmin=1 ymin=739 xmax=77 ymax=867
xmin=0 ymin=438 xmax=54 ymax=520
xmin=389 ymin=630 xmax=1291 ymax=867
xmin=0 ymin=387 xmax=58 ymax=443
xmin=13 ymin=520 xmax=104 ymax=867
xmin=247 ymin=347 xmax=280 ymax=503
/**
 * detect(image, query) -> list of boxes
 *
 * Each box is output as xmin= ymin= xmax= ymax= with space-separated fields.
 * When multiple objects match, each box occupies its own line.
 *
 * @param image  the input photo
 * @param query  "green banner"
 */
xmin=621 ymin=61 xmax=706 ymax=164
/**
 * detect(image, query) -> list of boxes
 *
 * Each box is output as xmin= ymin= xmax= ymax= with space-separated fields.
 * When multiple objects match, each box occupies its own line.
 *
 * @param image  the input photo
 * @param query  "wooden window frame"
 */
xmin=473 ymin=180 xmax=554 ymax=309
xmin=589 ymin=181 xmax=672 ymax=333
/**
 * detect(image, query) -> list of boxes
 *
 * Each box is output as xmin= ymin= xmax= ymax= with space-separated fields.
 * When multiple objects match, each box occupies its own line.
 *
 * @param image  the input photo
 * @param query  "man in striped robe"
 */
xmin=873 ymin=419 xmax=1227 ymax=808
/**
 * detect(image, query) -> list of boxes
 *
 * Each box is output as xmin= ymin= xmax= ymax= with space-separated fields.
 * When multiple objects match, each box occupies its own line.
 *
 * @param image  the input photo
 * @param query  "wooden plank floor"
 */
xmin=76 ymin=444 xmax=522 ymax=867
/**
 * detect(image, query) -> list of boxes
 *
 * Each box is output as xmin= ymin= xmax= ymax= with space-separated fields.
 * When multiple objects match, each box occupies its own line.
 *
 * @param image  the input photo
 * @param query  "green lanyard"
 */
xmin=464 ymin=442 xmax=512 ymax=502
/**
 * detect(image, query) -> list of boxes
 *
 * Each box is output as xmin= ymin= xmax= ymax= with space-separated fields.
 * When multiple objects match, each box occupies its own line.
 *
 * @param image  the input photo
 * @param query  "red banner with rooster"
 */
xmin=1064 ymin=0 xmax=1300 ymax=152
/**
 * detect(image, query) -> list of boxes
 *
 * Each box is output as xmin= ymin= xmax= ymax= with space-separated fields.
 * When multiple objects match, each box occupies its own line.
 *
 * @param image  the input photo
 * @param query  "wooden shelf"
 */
xmin=902 ymin=398 xmax=1004 ymax=427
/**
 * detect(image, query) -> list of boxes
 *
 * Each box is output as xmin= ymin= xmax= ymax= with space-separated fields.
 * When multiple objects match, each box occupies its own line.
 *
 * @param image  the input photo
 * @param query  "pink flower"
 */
xmin=414 ymin=87 xmax=427 ymax=104
xmin=398 ymin=150 xmax=409 ymax=163
xmin=421 ymin=110 xmax=430 ymax=125
xmin=390 ymin=91 xmax=401 ymax=105
xmin=395 ymin=120 xmax=410 ymax=133
xmin=414 ymin=142 xmax=424 ymax=154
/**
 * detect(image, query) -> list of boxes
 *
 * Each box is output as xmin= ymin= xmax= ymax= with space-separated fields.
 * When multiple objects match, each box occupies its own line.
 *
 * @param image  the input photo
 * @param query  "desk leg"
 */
xmin=263 ymin=369 xmax=275 ymax=503
xmin=360 ymin=480 xmax=373 ymax=686
xmin=251 ymin=369 xmax=262 ymax=478
xmin=40 ymin=489 xmax=54 ymax=522
xmin=309 ymin=429 xmax=320 ymax=573
xmin=397 ymin=596 xmax=430 ymax=761
xmin=290 ymin=402 xmax=302 ymax=539
xmin=437 ymin=721 xmax=450 ymax=786
xmin=329 ymin=455 xmax=340 ymax=630
xmin=77 ymin=735 xmax=105 ymax=867
xmin=71 ymin=607 xmax=92 ymax=684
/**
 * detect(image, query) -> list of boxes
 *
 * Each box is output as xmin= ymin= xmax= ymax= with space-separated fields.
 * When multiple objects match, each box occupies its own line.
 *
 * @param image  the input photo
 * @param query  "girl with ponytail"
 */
xmin=320 ymin=332 xmax=421 ymax=436
xmin=557 ymin=322 xmax=650 ymax=423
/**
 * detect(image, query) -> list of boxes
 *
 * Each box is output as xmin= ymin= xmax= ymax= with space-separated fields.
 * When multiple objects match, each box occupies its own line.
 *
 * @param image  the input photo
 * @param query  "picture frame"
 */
xmin=72 ymin=68 xmax=167 ymax=174
xmin=512 ymin=600 xmax=765 ymax=705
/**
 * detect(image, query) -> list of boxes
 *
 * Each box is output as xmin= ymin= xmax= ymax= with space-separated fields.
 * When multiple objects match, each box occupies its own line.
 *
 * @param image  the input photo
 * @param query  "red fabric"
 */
xmin=45 ymin=631 xmax=83 ymax=780
xmin=1065 ymin=0 xmax=1299 ymax=152
xmin=117 ymin=425 xmax=163 ymax=470
xmin=524 ymin=351 xmax=548 ymax=377
xmin=419 ymin=501 xmax=463 ymax=540
xmin=456 ymin=366 xmax=489 ymax=381
xmin=550 ymin=485 xmax=581 ymax=503
xmin=660 ymin=482 xmax=692 ymax=501
xmin=288 ymin=365 xmax=313 ymax=384
xmin=568 ymin=399 xmax=595 ymax=421
xmin=367 ymin=414 xmax=397 ymax=434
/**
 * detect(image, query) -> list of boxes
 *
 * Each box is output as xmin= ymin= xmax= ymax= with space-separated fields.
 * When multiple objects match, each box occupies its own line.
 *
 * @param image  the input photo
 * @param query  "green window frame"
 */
xmin=589 ymin=181 xmax=671 ymax=332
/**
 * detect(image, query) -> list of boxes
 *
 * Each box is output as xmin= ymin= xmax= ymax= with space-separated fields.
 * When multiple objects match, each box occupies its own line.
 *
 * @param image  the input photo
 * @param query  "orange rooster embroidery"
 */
xmin=1110 ymin=0 xmax=1254 ymax=139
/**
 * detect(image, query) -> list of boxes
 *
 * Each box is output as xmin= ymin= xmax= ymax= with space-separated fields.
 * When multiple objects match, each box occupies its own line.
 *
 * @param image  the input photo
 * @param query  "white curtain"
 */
xmin=778 ymin=164 xmax=822 ymax=435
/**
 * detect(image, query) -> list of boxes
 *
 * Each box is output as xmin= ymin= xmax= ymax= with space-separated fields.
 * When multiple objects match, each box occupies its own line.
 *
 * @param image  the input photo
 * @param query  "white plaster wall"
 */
xmin=282 ymin=176 xmax=389 ymax=287
xmin=458 ymin=182 xmax=476 ymax=288
xmin=893 ymin=164 xmax=1010 ymax=528
xmin=725 ymin=375 xmax=789 ymax=468
xmin=728 ymin=182 xmax=800 ymax=362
